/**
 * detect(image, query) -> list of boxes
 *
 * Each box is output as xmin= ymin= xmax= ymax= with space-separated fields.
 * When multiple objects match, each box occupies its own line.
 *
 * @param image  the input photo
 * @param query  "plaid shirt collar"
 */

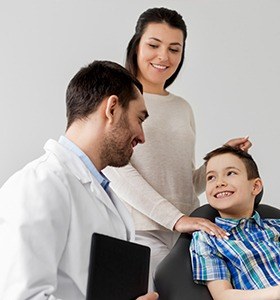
xmin=215 ymin=211 xmax=264 ymax=232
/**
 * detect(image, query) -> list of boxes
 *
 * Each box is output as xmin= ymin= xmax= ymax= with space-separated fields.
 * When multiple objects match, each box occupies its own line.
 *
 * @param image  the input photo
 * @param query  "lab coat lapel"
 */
xmin=45 ymin=139 xmax=133 ymax=235
xmin=88 ymin=179 xmax=124 ymax=220
xmin=107 ymin=187 xmax=135 ymax=241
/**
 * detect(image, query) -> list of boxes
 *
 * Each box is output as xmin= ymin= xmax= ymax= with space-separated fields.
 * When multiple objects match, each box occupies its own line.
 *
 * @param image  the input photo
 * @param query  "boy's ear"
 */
xmin=105 ymin=95 xmax=119 ymax=123
xmin=252 ymin=178 xmax=263 ymax=196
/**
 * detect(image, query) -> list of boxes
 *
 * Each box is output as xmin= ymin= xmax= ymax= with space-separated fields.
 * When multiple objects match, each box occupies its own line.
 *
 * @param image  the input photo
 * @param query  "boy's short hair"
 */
xmin=204 ymin=145 xmax=260 ymax=180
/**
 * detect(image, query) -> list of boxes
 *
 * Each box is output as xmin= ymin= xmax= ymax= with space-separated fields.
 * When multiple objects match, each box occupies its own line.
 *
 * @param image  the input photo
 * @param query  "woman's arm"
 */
xmin=193 ymin=164 xmax=206 ymax=195
xmin=104 ymin=163 xmax=184 ymax=230
xmin=104 ymin=164 xmax=227 ymax=237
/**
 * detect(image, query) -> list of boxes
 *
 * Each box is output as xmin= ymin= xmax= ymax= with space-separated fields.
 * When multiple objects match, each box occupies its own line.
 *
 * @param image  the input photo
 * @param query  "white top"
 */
xmin=0 ymin=139 xmax=134 ymax=300
xmin=104 ymin=92 xmax=205 ymax=231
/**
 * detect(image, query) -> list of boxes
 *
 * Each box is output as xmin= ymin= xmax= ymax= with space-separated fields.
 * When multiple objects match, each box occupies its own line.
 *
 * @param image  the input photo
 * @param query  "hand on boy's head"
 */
xmin=174 ymin=215 xmax=229 ymax=239
xmin=224 ymin=136 xmax=252 ymax=152
xmin=137 ymin=292 xmax=159 ymax=300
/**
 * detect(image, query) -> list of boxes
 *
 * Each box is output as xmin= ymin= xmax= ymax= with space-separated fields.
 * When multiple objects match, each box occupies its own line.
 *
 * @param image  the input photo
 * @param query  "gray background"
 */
xmin=1 ymin=0 xmax=279 ymax=207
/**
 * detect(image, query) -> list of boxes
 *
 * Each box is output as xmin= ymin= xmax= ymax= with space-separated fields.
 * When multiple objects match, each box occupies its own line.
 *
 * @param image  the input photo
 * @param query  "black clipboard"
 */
xmin=86 ymin=233 xmax=150 ymax=300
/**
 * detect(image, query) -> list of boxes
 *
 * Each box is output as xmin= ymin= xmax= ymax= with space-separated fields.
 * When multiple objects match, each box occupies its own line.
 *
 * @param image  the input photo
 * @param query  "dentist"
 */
xmin=0 ymin=60 xmax=158 ymax=300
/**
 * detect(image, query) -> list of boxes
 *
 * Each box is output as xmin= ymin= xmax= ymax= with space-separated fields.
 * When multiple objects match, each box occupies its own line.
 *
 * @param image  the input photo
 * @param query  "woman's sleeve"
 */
xmin=193 ymin=164 xmax=206 ymax=196
xmin=188 ymin=101 xmax=206 ymax=196
xmin=103 ymin=163 xmax=184 ymax=231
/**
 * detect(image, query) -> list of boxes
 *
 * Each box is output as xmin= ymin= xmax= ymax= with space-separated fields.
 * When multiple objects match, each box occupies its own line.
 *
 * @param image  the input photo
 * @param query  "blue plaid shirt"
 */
xmin=190 ymin=211 xmax=280 ymax=289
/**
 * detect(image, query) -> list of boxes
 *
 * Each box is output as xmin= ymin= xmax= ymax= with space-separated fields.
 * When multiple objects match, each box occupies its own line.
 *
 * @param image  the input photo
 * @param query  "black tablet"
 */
xmin=86 ymin=233 xmax=150 ymax=300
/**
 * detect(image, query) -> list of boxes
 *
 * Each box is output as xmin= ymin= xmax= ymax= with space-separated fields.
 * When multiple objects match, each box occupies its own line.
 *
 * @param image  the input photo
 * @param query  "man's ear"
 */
xmin=252 ymin=178 xmax=263 ymax=196
xmin=105 ymin=95 xmax=119 ymax=123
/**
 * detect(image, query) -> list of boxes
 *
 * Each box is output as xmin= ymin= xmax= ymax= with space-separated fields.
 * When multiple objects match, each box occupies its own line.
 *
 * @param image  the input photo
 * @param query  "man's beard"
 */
xmin=100 ymin=113 xmax=133 ymax=168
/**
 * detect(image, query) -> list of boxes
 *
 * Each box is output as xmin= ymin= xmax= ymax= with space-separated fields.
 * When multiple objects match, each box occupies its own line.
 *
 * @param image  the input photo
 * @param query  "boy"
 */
xmin=190 ymin=145 xmax=280 ymax=300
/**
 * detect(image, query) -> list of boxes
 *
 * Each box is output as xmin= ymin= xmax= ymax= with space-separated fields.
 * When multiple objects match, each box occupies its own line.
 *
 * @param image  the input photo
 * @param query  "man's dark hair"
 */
xmin=66 ymin=60 xmax=143 ymax=129
xmin=125 ymin=7 xmax=187 ymax=89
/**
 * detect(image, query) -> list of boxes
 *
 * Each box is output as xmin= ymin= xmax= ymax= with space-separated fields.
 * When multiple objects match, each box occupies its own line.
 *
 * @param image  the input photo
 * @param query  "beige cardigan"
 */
xmin=104 ymin=92 xmax=205 ymax=231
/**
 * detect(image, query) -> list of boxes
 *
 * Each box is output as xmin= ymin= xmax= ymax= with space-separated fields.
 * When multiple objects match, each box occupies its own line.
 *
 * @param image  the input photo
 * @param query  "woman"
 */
xmin=104 ymin=7 xmax=251 ymax=290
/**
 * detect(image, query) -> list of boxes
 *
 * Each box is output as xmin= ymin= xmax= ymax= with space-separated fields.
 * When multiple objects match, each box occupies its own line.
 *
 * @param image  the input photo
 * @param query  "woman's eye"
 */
xmin=169 ymin=48 xmax=179 ymax=53
xmin=148 ymin=44 xmax=158 ymax=49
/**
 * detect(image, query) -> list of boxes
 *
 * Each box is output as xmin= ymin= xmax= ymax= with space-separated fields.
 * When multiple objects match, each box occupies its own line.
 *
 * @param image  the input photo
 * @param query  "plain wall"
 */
xmin=1 ymin=0 xmax=279 ymax=207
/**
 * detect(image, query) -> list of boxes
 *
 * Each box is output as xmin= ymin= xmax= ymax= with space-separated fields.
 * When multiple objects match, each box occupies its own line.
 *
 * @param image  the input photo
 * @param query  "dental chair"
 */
xmin=154 ymin=190 xmax=280 ymax=300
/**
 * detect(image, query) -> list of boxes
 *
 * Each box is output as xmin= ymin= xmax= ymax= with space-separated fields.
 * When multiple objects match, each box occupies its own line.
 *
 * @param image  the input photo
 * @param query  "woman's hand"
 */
xmin=137 ymin=292 xmax=159 ymax=300
xmin=174 ymin=215 xmax=229 ymax=239
xmin=224 ymin=136 xmax=252 ymax=152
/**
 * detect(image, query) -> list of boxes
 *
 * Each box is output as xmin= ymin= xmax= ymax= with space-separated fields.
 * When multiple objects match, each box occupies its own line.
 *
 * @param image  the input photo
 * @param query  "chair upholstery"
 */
xmin=154 ymin=201 xmax=280 ymax=300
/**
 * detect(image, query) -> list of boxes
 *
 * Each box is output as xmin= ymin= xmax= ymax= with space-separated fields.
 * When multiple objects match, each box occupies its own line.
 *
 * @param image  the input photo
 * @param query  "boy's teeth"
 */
xmin=216 ymin=191 xmax=233 ymax=198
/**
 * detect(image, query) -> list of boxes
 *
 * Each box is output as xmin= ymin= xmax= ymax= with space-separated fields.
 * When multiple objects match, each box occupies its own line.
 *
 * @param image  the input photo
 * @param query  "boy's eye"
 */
xmin=227 ymin=171 xmax=236 ymax=176
xmin=206 ymin=175 xmax=215 ymax=182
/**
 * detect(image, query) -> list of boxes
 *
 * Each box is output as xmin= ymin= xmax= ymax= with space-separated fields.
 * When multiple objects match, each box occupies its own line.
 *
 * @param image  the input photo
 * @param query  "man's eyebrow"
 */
xmin=148 ymin=37 xmax=182 ymax=47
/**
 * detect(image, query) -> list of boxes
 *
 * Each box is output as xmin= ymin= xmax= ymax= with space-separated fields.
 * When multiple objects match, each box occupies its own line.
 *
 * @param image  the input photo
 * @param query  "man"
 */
xmin=0 ymin=60 xmax=158 ymax=300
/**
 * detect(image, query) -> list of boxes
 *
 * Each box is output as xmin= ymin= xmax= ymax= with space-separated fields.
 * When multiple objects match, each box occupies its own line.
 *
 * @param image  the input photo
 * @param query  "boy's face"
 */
xmin=206 ymin=153 xmax=262 ymax=219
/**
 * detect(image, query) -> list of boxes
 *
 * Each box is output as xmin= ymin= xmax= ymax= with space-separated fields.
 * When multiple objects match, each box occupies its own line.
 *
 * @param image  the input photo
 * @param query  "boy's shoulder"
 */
xmin=263 ymin=218 xmax=280 ymax=224
xmin=262 ymin=217 xmax=280 ymax=231
xmin=191 ymin=229 xmax=216 ymax=249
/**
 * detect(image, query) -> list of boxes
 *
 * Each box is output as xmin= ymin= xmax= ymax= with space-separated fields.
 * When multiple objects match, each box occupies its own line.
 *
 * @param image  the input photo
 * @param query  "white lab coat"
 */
xmin=0 ymin=139 xmax=135 ymax=300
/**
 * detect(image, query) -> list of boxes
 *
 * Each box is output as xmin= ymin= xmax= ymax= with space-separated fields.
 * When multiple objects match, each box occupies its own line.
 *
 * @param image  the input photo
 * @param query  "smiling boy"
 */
xmin=190 ymin=145 xmax=280 ymax=300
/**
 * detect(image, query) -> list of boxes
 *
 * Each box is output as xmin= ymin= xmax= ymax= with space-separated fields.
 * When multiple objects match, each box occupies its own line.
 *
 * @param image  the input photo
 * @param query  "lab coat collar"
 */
xmin=44 ymin=139 xmax=134 ymax=240
xmin=44 ymin=139 xmax=93 ymax=184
